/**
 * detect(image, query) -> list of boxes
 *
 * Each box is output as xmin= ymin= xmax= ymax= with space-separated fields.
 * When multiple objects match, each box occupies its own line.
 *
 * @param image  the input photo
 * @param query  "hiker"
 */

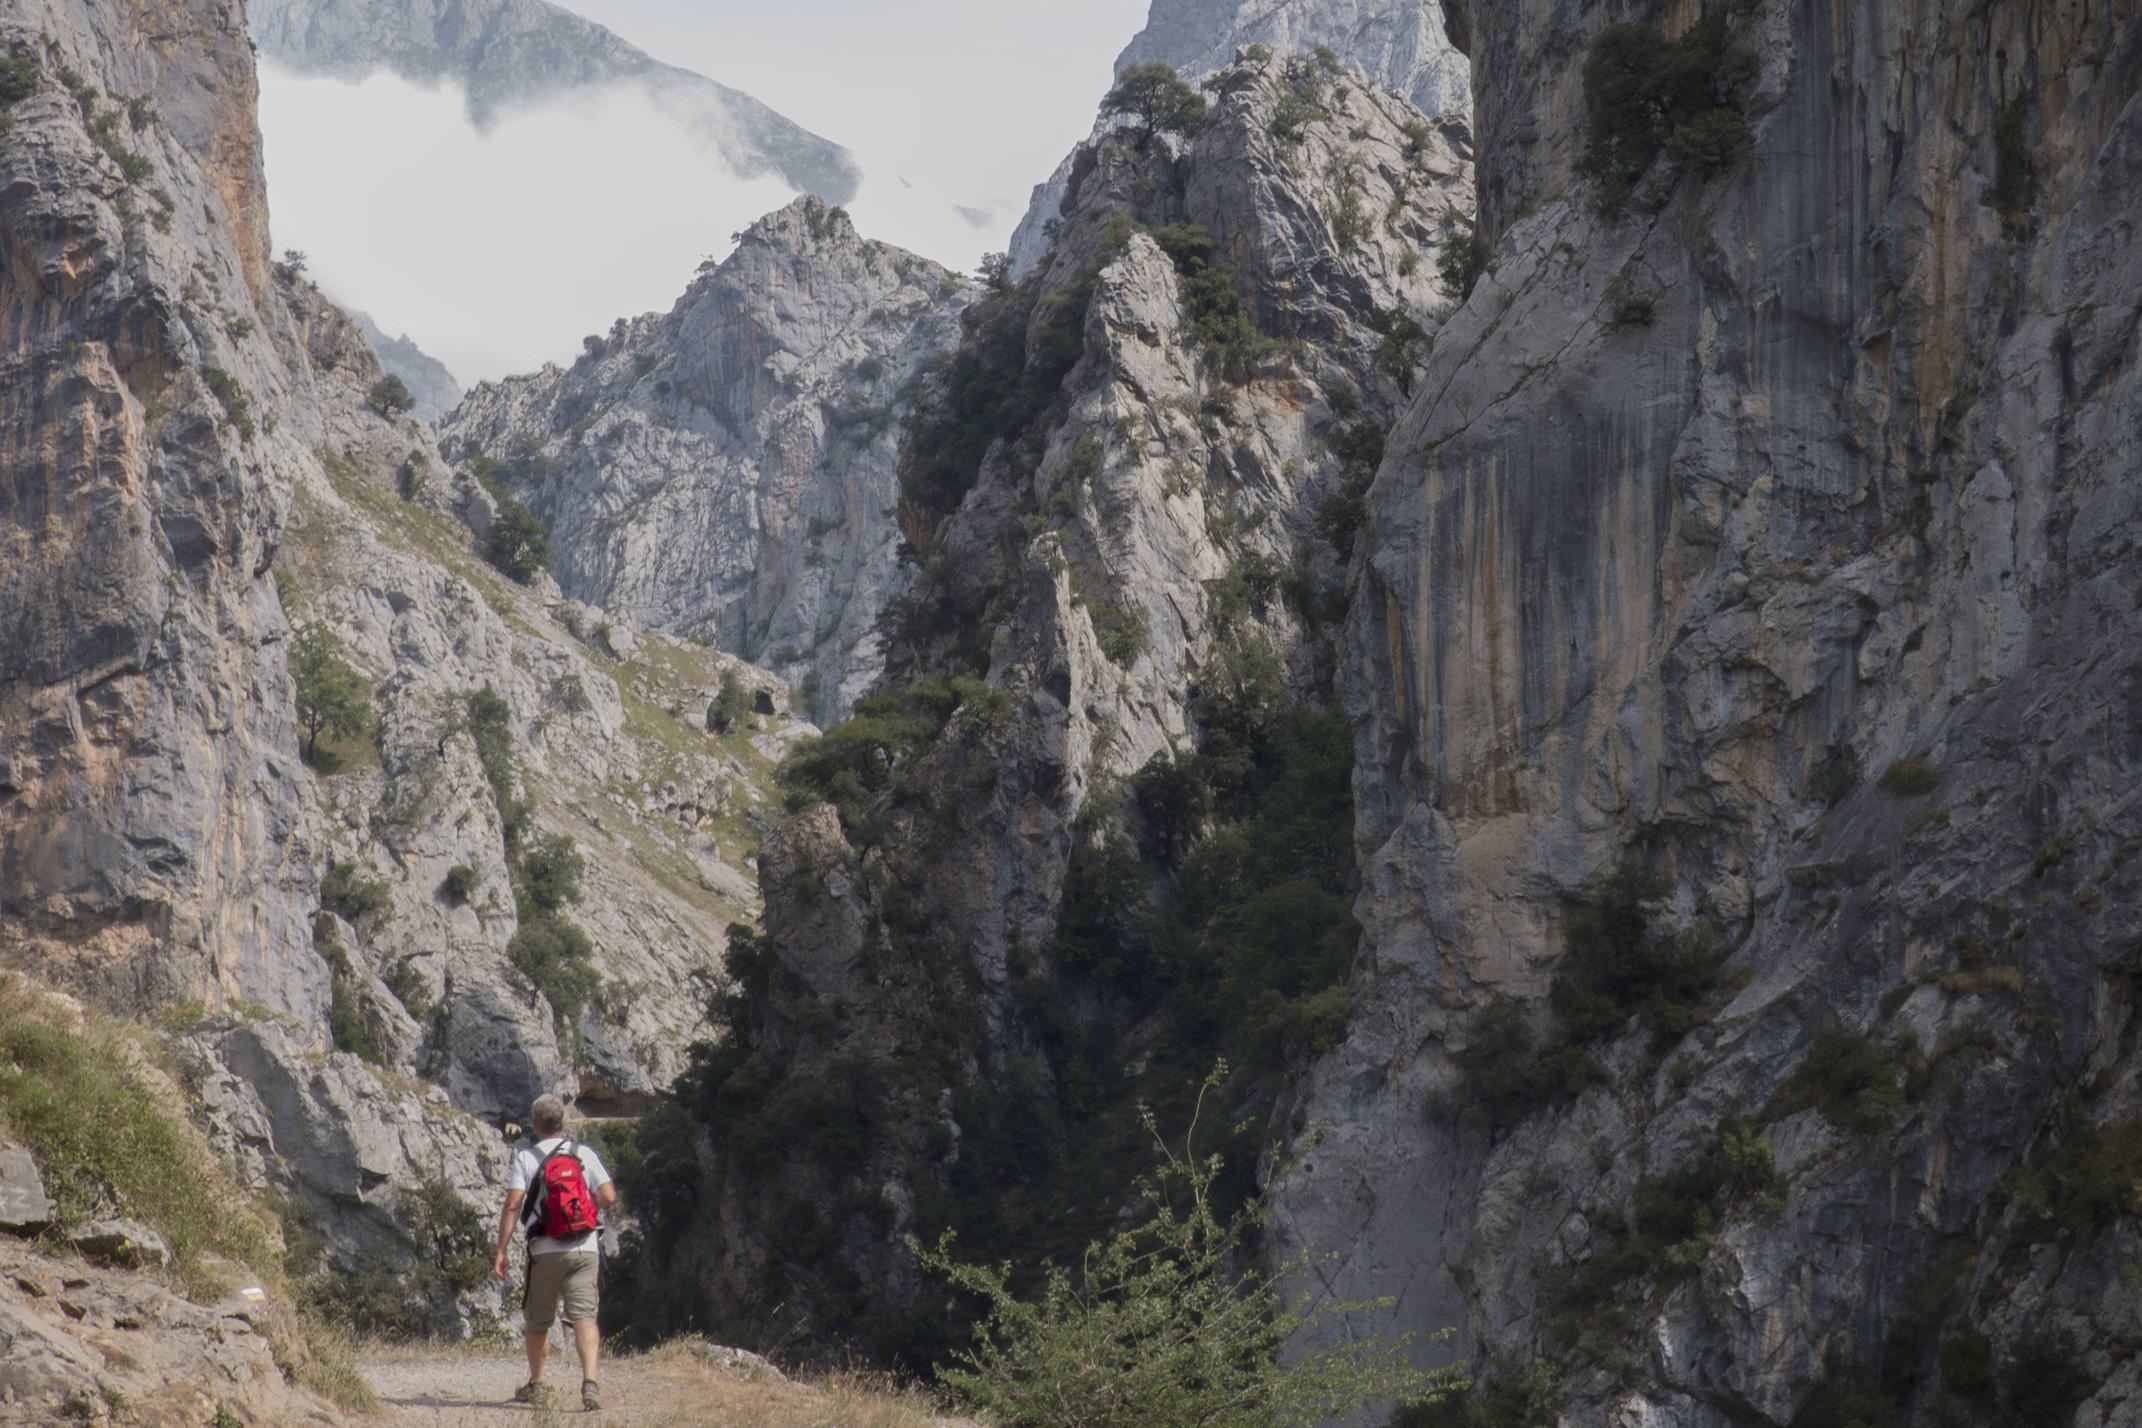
xmin=494 ymin=1094 xmax=618 ymax=1412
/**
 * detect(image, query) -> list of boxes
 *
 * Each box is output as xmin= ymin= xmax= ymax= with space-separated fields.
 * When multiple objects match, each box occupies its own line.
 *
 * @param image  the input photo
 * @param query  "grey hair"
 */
xmin=530 ymin=1094 xmax=567 ymax=1136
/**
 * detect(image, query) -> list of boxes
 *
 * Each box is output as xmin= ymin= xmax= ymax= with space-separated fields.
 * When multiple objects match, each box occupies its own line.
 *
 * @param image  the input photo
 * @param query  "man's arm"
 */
xmin=493 ymin=1189 xmax=524 ymax=1281
xmin=597 ymin=1181 xmax=618 ymax=1210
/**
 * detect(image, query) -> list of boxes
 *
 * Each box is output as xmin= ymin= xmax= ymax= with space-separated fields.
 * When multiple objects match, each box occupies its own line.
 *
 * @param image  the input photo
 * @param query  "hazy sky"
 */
xmin=259 ymin=0 xmax=1146 ymax=385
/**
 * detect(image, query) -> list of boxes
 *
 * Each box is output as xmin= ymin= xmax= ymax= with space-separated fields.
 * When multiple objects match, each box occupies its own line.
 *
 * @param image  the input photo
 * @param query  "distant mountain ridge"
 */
xmin=250 ymin=0 xmax=861 ymax=202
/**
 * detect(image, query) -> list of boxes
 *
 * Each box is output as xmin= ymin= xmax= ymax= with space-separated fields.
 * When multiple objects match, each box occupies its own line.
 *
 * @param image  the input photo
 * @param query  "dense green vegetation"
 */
xmin=901 ymin=269 xmax=1093 ymax=522
xmin=201 ymin=367 xmax=256 ymax=441
xmin=1449 ymin=866 xmax=1722 ymax=1133
xmin=1538 ymin=1120 xmax=1782 ymax=1363
xmin=775 ymin=674 xmax=1007 ymax=844
xmin=921 ymin=1076 xmax=1452 ymax=1427
xmin=0 ymin=49 xmax=39 ymax=135
xmin=1579 ymin=11 xmax=1756 ymax=214
xmin=1763 ymin=1026 xmax=1908 ymax=1134
xmin=705 ymin=670 xmax=750 ymax=733
xmin=483 ymin=494 xmax=552 ymax=583
xmin=461 ymin=687 xmax=601 ymax=1027
xmin=1876 ymin=756 xmax=1941 ymax=796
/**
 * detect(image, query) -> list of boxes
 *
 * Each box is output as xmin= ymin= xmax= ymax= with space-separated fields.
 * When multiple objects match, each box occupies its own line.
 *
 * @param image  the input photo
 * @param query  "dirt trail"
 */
xmin=360 ymin=1343 xmax=968 ymax=1427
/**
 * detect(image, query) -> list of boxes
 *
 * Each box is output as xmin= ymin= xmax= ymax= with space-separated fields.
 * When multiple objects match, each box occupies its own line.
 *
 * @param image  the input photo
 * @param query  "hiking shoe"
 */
xmin=581 ymin=1379 xmax=601 ymax=1411
xmin=513 ymin=1380 xmax=552 ymax=1405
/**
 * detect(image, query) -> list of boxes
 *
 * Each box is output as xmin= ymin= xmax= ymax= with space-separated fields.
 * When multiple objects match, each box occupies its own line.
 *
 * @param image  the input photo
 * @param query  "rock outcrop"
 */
xmin=441 ymin=198 xmax=972 ymax=724
xmin=249 ymin=0 xmax=860 ymax=202
xmin=1264 ymin=2 xmax=2142 ymax=1423
xmin=1007 ymin=0 xmax=1471 ymax=276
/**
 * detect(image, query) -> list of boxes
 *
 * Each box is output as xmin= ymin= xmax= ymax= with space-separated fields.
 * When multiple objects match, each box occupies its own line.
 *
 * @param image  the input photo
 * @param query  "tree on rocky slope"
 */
xmin=1102 ymin=62 xmax=1208 ymax=141
xmin=367 ymin=373 xmax=414 ymax=418
xmin=292 ymin=623 xmax=369 ymax=765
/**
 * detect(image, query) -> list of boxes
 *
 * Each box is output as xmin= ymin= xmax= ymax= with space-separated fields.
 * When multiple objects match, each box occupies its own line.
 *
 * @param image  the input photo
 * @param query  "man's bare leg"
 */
xmin=573 ymin=1320 xmax=600 ymax=1383
xmin=525 ymin=1327 xmax=550 ymax=1384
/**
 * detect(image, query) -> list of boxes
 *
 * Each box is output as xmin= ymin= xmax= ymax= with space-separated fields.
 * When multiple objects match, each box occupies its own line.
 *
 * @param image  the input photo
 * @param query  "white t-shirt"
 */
xmin=508 ymin=1137 xmax=612 ymax=1256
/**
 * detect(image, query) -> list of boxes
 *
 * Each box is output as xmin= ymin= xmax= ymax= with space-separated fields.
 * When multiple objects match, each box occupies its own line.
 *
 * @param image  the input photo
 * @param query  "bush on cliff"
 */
xmin=920 ymin=1070 xmax=1458 ymax=1428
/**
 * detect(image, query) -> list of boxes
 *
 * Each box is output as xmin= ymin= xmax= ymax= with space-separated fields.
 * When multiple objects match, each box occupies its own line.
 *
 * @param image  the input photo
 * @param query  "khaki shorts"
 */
xmin=523 ymin=1252 xmax=599 ymax=1331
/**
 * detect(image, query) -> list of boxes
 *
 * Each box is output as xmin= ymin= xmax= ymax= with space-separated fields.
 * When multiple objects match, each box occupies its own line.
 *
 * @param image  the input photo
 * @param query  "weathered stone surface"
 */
xmin=0 ymin=1150 xmax=53 ymax=1238
xmin=1264 ymin=1 xmax=2142 ymax=1421
xmin=68 ymin=1220 xmax=168 ymax=1271
xmin=1009 ymin=0 xmax=1471 ymax=275
xmin=442 ymin=198 xmax=971 ymax=724
xmin=0 ymin=1237 xmax=341 ymax=1424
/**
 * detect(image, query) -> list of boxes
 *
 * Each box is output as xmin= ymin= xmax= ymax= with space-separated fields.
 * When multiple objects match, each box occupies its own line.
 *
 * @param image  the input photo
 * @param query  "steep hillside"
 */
xmin=440 ymin=199 xmax=971 ymax=724
xmin=0 ymin=0 xmax=795 ymax=1347
xmin=1272 ymin=2 xmax=2142 ymax=1424
xmin=250 ymin=0 xmax=859 ymax=202
xmin=629 ymin=50 xmax=1472 ymax=1363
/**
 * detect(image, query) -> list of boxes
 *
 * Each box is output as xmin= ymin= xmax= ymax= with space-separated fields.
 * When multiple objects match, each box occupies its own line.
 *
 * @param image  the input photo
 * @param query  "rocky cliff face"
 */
xmin=1007 ymin=0 xmax=1471 ymax=276
xmin=440 ymin=199 xmax=971 ymax=724
xmin=1267 ymin=2 xmax=2142 ymax=1423
xmin=0 ymin=0 xmax=797 ymax=1336
xmin=650 ymin=51 xmax=1472 ymax=1360
xmin=250 ymin=0 xmax=860 ymax=202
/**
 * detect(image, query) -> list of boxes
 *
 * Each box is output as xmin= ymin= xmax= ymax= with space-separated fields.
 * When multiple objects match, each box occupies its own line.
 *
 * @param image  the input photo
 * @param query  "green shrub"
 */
xmin=706 ymin=670 xmax=751 ymax=733
xmin=1990 ymin=92 xmax=2034 ymax=217
xmin=1876 ymin=757 xmax=1941 ymax=795
xmin=1436 ymin=211 xmax=1488 ymax=301
xmin=1541 ymin=1119 xmax=1783 ymax=1356
xmin=465 ymin=686 xmax=527 ymax=850
xmin=0 ymin=50 xmax=39 ymax=133
xmin=1393 ymin=1358 xmax=1559 ymax=1427
xmin=483 ymin=495 xmax=551 ymax=583
xmin=1579 ymin=13 xmax=1757 ymax=214
xmin=300 ymin=1173 xmax=491 ymax=1339
xmin=549 ymin=673 xmax=591 ymax=714
xmin=440 ymin=864 xmax=479 ymax=905
xmin=367 ymin=374 xmax=414 ymax=418
xmin=1809 ymin=744 xmax=1862 ymax=806
xmin=292 ymin=623 xmax=370 ymax=765
xmin=1149 ymin=223 xmax=1279 ymax=382
xmin=1766 ymin=1026 xmax=1907 ymax=1133
xmin=2000 ymin=1331 xmax=2095 ymax=1428
xmin=515 ymin=833 xmax=584 ymax=918
xmin=1787 ymin=1364 xmax=1901 ymax=1428
xmin=382 ymin=959 xmax=432 ymax=1020
xmin=1449 ymin=866 xmax=1720 ymax=1128
xmin=320 ymin=860 xmax=390 ymax=925
xmin=920 ymin=1075 xmax=1454 ymax=1427
xmin=323 ymin=945 xmax=384 ymax=1065
xmin=776 ymin=676 xmax=1002 ymax=840
xmin=201 ymin=368 xmax=256 ymax=440
xmin=508 ymin=914 xmax=601 ymax=1028
xmin=1269 ymin=59 xmax=1328 ymax=144
xmin=1374 ymin=307 xmax=1429 ymax=393
xmin=1996 ymin=1116 xmax=2142 ymax=1242
xmin=1603 ymin=269 xmax=1660 ymax=329
xmin=1939 ymin=1328 xmax=1995 ymax=1397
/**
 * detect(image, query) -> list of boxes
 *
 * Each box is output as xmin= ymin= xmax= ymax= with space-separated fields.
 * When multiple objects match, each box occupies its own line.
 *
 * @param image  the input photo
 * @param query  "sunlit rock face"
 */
xmin=441 ymin=198 xmax=974 ymax=725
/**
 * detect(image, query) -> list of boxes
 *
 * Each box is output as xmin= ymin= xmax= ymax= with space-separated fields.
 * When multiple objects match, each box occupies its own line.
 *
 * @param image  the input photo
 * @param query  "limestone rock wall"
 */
xmin=1269 ymin=2 xmax=2142 ymax=1421
xmin=441 ymin=198 xmax=971 ymax=724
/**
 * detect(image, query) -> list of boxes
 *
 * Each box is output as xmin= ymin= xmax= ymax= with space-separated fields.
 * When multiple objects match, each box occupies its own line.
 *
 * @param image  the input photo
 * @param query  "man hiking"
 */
xmin=494 ymin=1094 xmax=618 ymax=1412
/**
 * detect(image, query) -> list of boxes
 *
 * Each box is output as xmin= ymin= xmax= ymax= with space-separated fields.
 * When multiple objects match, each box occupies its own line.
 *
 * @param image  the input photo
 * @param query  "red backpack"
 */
xmin=522 ymin=1140 xmax=600 ymax=1240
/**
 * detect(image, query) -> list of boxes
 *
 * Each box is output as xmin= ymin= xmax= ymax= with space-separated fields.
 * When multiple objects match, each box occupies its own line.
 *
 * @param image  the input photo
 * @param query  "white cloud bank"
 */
xmin=259 ymin=64 xmax=799 ymax=384
xmin=257 ymin=3 xmax=1148 ymax=386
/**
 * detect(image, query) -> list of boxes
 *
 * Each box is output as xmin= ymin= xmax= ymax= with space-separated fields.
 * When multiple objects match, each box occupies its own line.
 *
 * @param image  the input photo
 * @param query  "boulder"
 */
xmin=69 ymin=1220 xmax=169 ymax=1270
xmin=0 ymin=1147 xmax=53 ymax=1237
